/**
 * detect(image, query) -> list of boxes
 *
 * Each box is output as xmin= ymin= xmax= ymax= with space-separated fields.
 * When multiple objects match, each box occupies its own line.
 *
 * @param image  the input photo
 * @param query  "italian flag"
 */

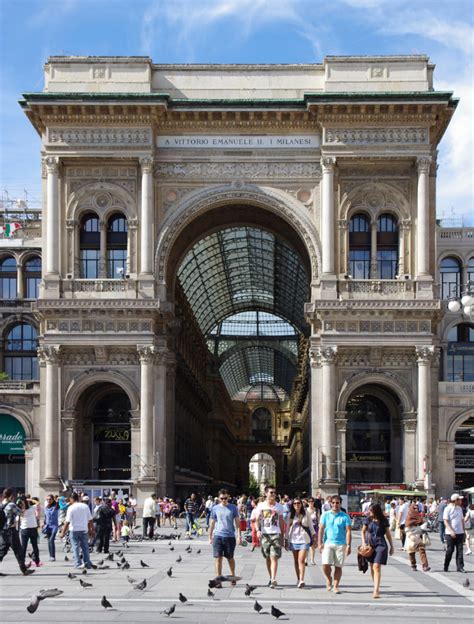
xmin=0 ymin=223 xmax=21 ymax=237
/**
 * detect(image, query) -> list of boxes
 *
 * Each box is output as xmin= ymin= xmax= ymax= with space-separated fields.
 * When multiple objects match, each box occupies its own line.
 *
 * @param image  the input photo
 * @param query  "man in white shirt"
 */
xmin=255 ymin=486 xmax=285 ymax=588
xmin=142 ymin=493 xmax=156 ymax=539
xmin=60 ymin=492 xmax=94 ymax=569
xmin=443 ymin=493 xmax=465 ymax=573
xmin=397 ymin=499 xmax=410 ymax=549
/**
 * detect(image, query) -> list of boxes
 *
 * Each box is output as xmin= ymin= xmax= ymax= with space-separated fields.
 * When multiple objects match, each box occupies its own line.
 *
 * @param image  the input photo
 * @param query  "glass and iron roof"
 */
xmin=177 ymin=226 xmax=309 ymax=403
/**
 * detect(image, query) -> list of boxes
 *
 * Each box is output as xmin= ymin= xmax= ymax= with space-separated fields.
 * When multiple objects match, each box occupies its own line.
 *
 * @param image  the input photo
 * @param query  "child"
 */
xmin=121 ymin=519 xmax=131 ymax=544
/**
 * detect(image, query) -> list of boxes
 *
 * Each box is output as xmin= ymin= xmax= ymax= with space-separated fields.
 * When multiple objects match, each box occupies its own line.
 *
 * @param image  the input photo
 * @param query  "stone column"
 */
xmin=416 ymin=156 xmax=431 ymax=278
xmin=309 ymin=347 xmax=322 ymax=494
xmin=137 ymin=345 xmax=155 ymax=481
xmin=338 ymin=219 xmax=348 ymax=276
xmin=99 ymin=219 xmax=107 ymax=278
xmin=165 ymin=356 xmax=176 ymax=495
xmin=44 ymin=157 xmax=60 ymax=276
xmin=401 ymin=413 xmax=417 ymax=485
xmin=321 ymin=157 xmax=336 ymax=276
xmin=154 ymin=350 xmax=169 ymax=490
xmin=398 ymin=219 xmax=410 ymax=277
xmin=38 ymin=346 xmax=62 ymax=486
xmin=416 ymin=346 xmax=434 ymax=485
xmin=24 ymin=439 xmax=40 ymax=499
xmin=129 ymin=410 xmax=141 ymax=483
xmin=335 ymin=412 xmax=348 ymax=484
xmin=17 ymin=262 xmax=24 ymax=299
xmin=65 ymin=219 xmax=77 ymax=276
xmin=139 ymin=157 xmax=154 ymax=277
xmin=61 ymin=410 xmax=77 ymax=480
xmin=320 ymin=346 xmax=338 ymax=485
xmin=370 ymin=219 xmax=378 ymax=278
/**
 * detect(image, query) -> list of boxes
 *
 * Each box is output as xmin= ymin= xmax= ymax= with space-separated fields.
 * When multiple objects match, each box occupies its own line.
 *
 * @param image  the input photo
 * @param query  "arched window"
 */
xmin=24 ymin=255 xmax=41 ymax=299
xmin=349 ymin=213 xmax=370 ymax=278
xmin=106 ymin=214 xmax=127 ymax=278
xmin=252 ymin=407 xmax=272 ymax=443
xmin=377 ymin=214 xmax=398 ymax=279
xmin=79 ymin=213 xmax=100 ymax=278
xmin=0 ymin=255 xmax=17 ymax=299
xmin=440 ymin=256 xmax=461 ymax=300
xmin=4 ymin=323 xmax=38 ymax=380
xmin=446 ymin=323 xmax=474 ymax=382
xmin=467 ymin=257 xmax=474 ymax=286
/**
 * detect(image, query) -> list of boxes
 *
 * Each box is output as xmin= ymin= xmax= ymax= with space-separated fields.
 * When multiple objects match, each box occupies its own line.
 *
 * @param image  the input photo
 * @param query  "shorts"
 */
xmin=322 ymin=543 xmax=346 ymax=567
xmin=213 ymin=536 xmax=236 ymax=559
xmin=290 ymin=542 xmax=310 ymax=552
xmin=261 ymin=534 xmax=282 ymax=559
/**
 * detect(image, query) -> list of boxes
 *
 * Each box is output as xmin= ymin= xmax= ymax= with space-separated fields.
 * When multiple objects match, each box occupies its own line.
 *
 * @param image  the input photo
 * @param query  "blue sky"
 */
xmin=0 ymin=0 xmax=472 ymax=223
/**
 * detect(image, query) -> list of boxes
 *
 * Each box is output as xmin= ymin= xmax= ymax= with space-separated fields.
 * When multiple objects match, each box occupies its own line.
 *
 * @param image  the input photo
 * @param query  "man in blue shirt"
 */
xmin=209 ymin=489 xmax=241 ymax=582
xmin=318 ymin=495 xmax=352 ymax=594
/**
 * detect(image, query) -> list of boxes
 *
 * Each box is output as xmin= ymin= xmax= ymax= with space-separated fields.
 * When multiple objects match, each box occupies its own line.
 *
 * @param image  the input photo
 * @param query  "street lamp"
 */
xmin=448 ymin=281 xmax=474 ymax=320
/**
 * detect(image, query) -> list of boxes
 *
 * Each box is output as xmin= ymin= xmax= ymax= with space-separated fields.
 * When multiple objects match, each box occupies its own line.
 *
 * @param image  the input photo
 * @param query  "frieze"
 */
xmin=42 ymin=319 xmax=153 ymax=334
xmin=68 ymin=178 xmax=136 ymax=196
xmin=155 ymin=161 xmax=321 ymax=180
xmin=324 ymin=127 xmax=429 ymax=145
xmin=46 ymin=127 xmax=152 ymax=147
xmin=321 ymin=319 xmax=431 ymax=333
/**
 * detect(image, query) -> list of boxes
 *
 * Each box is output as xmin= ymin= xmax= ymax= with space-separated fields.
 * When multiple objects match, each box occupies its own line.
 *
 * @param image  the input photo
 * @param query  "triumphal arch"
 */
xmin=16 ymin=55 xmax=457 ymax=502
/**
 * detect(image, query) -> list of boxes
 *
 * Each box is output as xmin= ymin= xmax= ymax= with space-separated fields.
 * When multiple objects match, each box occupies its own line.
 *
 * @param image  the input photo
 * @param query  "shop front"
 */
xmin=0 ymin=413 xmax=26 ymax=492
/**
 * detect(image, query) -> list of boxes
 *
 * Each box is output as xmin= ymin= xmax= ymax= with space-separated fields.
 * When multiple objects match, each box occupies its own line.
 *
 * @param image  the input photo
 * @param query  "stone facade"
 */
xmin=1 ymin=54 xmax=470 ymax=502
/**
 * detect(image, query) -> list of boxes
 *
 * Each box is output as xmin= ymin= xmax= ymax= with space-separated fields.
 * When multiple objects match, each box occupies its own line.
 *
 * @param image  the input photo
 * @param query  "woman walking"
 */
xmin=361 ymin=503 xmax=394 ymax=599
xmin=464 ymin=504 xmax=473 ymax=556
xmin=405 ymin=502 xmax=431 ymax=572
xmin=285 ymin=497 xmax=316 ymax=588
xmin=43 ymin=494 xmax=59 ymax=561
xmin=20 ymin=496 xmax=42 ymax=567
xmin=307 ymin=497 xmax=320 ymax=565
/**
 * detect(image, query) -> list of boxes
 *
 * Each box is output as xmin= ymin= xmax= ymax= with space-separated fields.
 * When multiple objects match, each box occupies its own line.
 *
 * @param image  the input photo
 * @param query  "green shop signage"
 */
xmin=0 ymin=414 xmax=26 ymax=454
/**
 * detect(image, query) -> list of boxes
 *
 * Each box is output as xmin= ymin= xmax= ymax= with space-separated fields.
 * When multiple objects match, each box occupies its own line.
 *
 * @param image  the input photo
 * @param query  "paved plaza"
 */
xmin=0 ymin=524 xmax=472 ymax=623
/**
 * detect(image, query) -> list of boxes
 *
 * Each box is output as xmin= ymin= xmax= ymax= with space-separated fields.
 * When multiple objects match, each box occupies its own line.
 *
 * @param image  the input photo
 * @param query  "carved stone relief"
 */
xmin=46 ymin=127 xmax=152 ymax=147
xmin=155 ymin=161 xmax=321 ymax=180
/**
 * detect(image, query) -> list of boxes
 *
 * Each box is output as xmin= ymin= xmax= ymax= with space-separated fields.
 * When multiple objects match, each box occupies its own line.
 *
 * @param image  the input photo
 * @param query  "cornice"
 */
xmin=35 ymin=299 xmax=169 ymax=311
xmin=306 ymin=300 xmax=441 ymax=312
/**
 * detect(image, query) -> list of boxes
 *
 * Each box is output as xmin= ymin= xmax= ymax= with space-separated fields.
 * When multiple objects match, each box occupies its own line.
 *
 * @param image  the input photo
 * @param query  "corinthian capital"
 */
xmin=321 ymin=156 xmax=336 ymax=173
xmin=320 ymin=346 xmax=338 ymax=364
xmin=137 ymin=345 xmax=156 ymax=364
xmin=416 ymin=156 xmax=431 ymax=174
xmin=42 ymin=156 xmax=60 ymax=175
xmin=37 ymin=345 xmax=62 ymax=365
xmin=309 ymin=349 xmax=322 ymax=368
xmin=139 ymin=156 xmax=154 ymax=174
xmin=415 ymin=345 xmax=435 ymax=365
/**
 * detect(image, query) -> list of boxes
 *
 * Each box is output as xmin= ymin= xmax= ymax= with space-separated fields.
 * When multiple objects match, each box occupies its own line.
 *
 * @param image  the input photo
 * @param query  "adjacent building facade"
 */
xmin=0 ymin=54 xmax=471 ymax=503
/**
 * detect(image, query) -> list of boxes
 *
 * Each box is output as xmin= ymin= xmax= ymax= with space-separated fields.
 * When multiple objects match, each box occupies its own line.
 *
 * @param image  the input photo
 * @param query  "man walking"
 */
xmin=60 ymin=492 xmax=95 ymax=569
xmin=142 ymin=493 xmax=156 ymax=539
xmin=255 ymin=486 xmax=285 ymax=588
xmin=318 ymin=495 xmax=352 ymax=594
xmin=437 ymin=497 xmax=448 ymax=546
xmin=209 ymin=489 xmax=241 ymax=582
xmin=397 ymin=498 xmax=410 ymax=549
xmin=94 ymin=498 xmax=117 ymax=554
xmin=443 ymin=493 xmax=465 ymax=572
xmin=184 ymin=493 xmax=199 ymax=536
xmin=0 ymin=488 xmax=34 ymax=575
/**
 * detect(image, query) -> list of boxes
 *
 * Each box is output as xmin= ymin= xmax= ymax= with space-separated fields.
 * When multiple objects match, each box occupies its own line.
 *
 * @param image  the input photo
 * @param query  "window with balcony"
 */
xmin=377 ymin=214 xmax=398 ymax=279
xmin=106 ymin=214 xmax=127 ymax=278
xmin=440 ymin=256 xmax=461 ymax=300
xmin=79 ymin=213 xmax=100 ymax=278
xmin=349 ymin=213 xmax=370 ymax=278
xmin=0 ymin=255 xmax=17 ymax=299
xmin=446 ymin=323 xmax=474 ymax=382
xmin=24 ymin=255 xmax=41 ymax=299
xmin=4 ymin=323 xmax=38 ymax=380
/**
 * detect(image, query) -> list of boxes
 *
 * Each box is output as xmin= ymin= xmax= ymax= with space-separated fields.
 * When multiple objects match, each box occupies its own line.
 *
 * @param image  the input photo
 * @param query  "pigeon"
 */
xmin=116 ymin=562 xmax=122 ymax=568
xmin=134 ymin=579 xmax=147 ymax=591
xmin=82 ymin=568 xmax=88 ymax=575
xmin=207 ymin=588 xmax=215 ymax=599
xmin=106 ymin=553 xmax=114 ymax=561
xmin=208 ymin=579 xmax=222 ymax=589
xmin=101 ymin=595 xmax=113 ymax=609
xmin=121 ymin=561 xmax=130 ymax=570
xmin=246 ymin=584 xmax=257 ymax=595
xmin=97 ymin=559 xmax=104 ymax=566
xmin=176 ymin=555 xmax=182 ymax=563
xmin=152 ymin=548 xmax=155 ymax=553
xmin=168 ymin=541 xmax=172 ymax=546
xmin=170 ymin=546 xmax=174 ymax=551
xmin=271 ymin=605 xmax=285 ymax=619
xmin=463 ymin=578 xmax=470 ymax=588
xmin=67 ymin=572 xmax=77 ymax=580
xmin=120 ymin=556 xmax=126 ymax=564
xmin=196 ymin=549 xmax=201 ymax=554
xmin=162 ymin=604 xmax=176 ymax=617
xmin=178 ymin=592 xmax=188 ymax=603
xmin=254 ymin=600 xmax=263 ymax=613
xmin=64 ymin=555 xmax=69 ymax=561
xmin=38 ymin=589 xmax=63 ymax=599
xmin=98 ymin=564 xmax=110 ymax=570
xmin=127 ymin=575 xmax=137 ymax=584
xmin=167 ymin=567 xmax=173 ymax=577
xmin=26 ymin=594 xmax=40 ymax=614
xmin=116 ymin=550 xmax=122 ymax=557
xmin=80 ymin=579 xmax=93 ymax=588
xmin=140 ymin=559 xmax=150 ymax=568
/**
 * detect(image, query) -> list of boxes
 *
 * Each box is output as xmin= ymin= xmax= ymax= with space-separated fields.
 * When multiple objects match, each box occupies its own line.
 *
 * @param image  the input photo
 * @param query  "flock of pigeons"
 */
xmin=25 ymin=537 xmax=287 ymax=619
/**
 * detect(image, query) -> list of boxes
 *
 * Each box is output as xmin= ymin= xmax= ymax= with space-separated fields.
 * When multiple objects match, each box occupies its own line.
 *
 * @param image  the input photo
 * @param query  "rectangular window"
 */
xmin=80 ymin=249 xmax=100 ymax=279
xmin=0 ymin=277 xmax=17 ymax=299
xmin=441 ymin=273 xmax=460 ymax=300
xmin=377 ymin=250 xmax=398 ymax=279
xmin=4 ymin=356 xmax=38 ymax=380
xmin=349 ymin=249 xmax=370 ymax=279
xmin=107 ymin=249 xmax=127 ymax=279
xmin=25 ymin=277 xmax=40 ymax=299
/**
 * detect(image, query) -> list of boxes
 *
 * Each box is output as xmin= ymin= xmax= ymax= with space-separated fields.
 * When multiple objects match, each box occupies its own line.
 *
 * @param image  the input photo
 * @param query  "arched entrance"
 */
xmin=0 ymin=413 xmax=26 ymax=491
xmin=249 ymin=452 xmax=276 ymax=495
xmin=74 ymin=383 xmax=132 ymax=483
xmin=165 ymin=197 xmax=314 ymax=492
xmin=454 ymin=414 xmax=474 ymax=489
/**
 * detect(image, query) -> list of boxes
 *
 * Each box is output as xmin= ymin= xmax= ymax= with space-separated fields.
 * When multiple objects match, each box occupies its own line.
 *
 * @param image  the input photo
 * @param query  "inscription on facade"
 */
xmin=157 ymin=135 xmax=320 ymax=149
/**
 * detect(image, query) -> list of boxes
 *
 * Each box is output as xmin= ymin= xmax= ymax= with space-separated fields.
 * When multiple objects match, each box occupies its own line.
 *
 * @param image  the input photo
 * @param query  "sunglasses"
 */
xmin=220 ymin=497 xmax=228 ymax=501
xmin=294 ymin=501 xmax=302 ymax=505
xmin=267 ymin=491 xmax=276 ymax=495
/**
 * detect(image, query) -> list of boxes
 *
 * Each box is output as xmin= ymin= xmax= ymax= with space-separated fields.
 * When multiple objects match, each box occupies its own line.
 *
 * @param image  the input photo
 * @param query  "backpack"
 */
xmin=0 ymin=503 xmax=8 ymax=531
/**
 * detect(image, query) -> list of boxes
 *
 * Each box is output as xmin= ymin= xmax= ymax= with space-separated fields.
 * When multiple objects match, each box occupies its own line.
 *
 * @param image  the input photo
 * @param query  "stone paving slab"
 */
xmin=0 ymin=526 xmax=472 ymax=623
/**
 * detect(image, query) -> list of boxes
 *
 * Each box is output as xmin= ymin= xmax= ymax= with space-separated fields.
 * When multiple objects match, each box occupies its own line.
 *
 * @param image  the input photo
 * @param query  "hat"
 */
xmin=82 ymin=495 xmax=90 ymax=501
xmin=451 ymin=493 xmax=463 ymax=501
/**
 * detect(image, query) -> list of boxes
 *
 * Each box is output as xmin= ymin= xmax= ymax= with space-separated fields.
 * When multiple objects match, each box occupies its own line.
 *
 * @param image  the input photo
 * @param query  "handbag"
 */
xmin=422 ymin=532 xmax=431 ymax=546
xmin=358 ymin=543 xmax=374 ymax=558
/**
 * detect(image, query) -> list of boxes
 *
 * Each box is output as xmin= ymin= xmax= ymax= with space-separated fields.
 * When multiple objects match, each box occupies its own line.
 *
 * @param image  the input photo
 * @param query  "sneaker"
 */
xmin=49 ymin=558 xmax=56 ymax=562
xmin=268 ymin=579 xmax=272 ymax=587
xmin=456 ymin=568 xmax=466 ymax=573
xmin=298 ymin=581 xmax=305 ymax=589
xmin=422 ymin=566 xmax=431 ymax=572
xmin=22 ymin=569 xmax=35 ymax=576
xmin=270 ymin=580 xmax=278 ymax=589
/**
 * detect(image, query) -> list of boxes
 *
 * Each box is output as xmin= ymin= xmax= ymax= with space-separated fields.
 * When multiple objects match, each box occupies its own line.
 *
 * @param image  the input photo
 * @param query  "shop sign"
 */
xmin=346 ymin=452 xmax=391 ymax=462
xmin=448 ymin=343 xmax=474 ymax=355
xmin=0 ymin=414 xmax=25 ymax=454
xmin=93 ymin=424 xmax=130 ymax=442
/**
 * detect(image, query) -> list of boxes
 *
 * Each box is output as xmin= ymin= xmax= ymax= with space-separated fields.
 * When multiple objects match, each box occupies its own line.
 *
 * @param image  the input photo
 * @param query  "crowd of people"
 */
xmin=1 ymin=485 xmax=472 ymax=600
